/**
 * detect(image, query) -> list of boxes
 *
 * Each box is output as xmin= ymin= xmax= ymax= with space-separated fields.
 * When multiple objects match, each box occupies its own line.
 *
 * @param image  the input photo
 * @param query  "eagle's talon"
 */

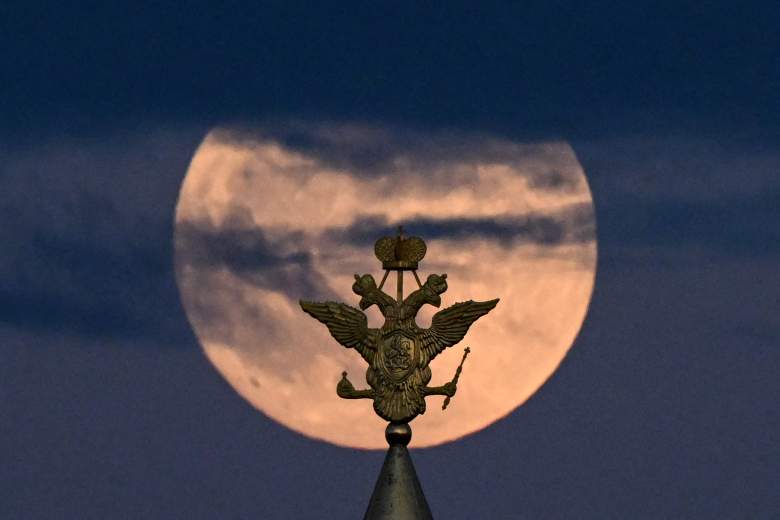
xmin=443 ymin=381 xmax=457 ymax=397
xmin=337 ymin=371 xmax=375 ymax=400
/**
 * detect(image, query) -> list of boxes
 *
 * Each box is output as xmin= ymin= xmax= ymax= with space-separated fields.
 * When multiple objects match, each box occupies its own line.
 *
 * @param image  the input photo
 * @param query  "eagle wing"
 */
xmin=300 ymin=300 xmax=376 ymax=363
xmin=419 ymin=298 xmax=499 ymax=364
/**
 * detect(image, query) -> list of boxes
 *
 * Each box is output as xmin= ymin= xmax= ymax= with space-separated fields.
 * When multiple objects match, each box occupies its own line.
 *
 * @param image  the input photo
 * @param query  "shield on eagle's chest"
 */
xmin=376 ymin=329 xmax=419 ymax=383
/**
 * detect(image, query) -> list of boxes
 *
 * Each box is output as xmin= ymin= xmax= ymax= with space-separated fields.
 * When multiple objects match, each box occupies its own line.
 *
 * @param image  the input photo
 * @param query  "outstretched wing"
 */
xmin=419 ymin=298 xmax=499 ymax=364
xmin=299 ymin=300 xmax=376 ymax=363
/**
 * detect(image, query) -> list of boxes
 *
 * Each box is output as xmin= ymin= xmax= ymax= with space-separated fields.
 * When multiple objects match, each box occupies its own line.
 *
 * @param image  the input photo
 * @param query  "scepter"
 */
xmin=442 ymin=346 xmax=471 ymax=410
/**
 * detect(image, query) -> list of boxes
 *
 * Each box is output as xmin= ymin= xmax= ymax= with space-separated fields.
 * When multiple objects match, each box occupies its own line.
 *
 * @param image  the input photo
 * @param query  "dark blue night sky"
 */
xmin=2 ymin=2 xmax=779 ymax=518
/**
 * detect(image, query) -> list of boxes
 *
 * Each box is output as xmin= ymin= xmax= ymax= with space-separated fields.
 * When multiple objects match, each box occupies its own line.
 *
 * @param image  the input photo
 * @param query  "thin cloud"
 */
xmin=175 ymin=208 xmax=336 ymax=303
xmin=0 ymin=129 xmax=200 ymax=343
xmin=210 ymin=122 xmax=586 ymax=194
xmin=326 ymin=203 xmax=596 ymax=249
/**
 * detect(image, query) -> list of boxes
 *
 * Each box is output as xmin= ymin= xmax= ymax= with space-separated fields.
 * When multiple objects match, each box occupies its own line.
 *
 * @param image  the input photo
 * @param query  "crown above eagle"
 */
xmin=374 ymin=225 xmax=427 ymax=270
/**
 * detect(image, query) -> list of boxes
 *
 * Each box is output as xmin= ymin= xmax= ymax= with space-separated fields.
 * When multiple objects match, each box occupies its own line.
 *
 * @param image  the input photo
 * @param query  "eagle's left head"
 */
xmin=352 ymin=273 xmax=379 ymax=310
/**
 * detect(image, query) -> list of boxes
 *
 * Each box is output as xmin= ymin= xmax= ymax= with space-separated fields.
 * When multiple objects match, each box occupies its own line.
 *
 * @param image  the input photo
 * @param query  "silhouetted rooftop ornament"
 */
xmin=299 ymin=227 xmax=499 ymax=518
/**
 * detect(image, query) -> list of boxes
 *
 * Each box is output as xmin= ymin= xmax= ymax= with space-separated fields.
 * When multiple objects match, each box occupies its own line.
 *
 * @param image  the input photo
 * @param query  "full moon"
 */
xmin=174 ymin=124 xmax=597 ymax=449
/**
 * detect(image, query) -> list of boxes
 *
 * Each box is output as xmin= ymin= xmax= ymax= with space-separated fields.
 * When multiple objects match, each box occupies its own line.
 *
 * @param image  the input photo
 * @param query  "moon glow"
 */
xmin=174 ymin=125 xmax=597 ymax=449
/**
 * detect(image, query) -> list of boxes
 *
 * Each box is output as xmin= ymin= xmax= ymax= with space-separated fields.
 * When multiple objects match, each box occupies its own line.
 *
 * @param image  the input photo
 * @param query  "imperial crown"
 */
xmin=374 ymin=228 xmax=427 ymax=270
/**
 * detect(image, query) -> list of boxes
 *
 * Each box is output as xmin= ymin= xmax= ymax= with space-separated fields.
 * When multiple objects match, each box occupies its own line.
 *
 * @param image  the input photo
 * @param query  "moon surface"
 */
xmin=174 ymin=124 xmax=597 ymax=449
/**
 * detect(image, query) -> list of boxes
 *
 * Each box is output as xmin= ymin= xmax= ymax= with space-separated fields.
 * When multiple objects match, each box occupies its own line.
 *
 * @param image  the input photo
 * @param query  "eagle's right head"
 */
xmin=422 ymin=273 xmax=448 ymax=307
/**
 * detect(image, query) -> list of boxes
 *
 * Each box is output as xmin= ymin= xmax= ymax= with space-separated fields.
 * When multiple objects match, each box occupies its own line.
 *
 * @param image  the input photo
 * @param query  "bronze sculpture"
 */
xmin=300 ymin=227 xmax=498 ymax=423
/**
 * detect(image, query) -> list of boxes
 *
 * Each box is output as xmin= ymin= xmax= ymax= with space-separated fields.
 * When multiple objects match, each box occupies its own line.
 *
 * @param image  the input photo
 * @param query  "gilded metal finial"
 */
xmin=300 ymin=230 xmax=499 ymax=424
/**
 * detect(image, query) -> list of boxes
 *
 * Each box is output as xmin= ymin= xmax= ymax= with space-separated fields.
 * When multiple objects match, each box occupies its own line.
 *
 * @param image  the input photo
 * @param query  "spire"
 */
xmin=363 ymin=423 xmax=433 ymax=520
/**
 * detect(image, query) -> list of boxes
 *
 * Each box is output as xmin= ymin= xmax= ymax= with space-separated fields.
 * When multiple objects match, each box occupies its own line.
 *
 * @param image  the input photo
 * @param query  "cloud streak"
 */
xmin=328 ymin=203 xmax=595 ymax=250
xmin=212 ymin=123 xmax=588 ymax=194
xmin=175 ymin=208 xmax=336 ymax=303
xmin=0 ymin=129 xmax=202 ymax=343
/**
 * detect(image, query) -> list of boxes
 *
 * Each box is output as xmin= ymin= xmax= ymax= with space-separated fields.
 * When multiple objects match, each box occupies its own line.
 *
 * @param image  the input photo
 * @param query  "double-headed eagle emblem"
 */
xmin=300 ymin=227 xmax=499 ymax=424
